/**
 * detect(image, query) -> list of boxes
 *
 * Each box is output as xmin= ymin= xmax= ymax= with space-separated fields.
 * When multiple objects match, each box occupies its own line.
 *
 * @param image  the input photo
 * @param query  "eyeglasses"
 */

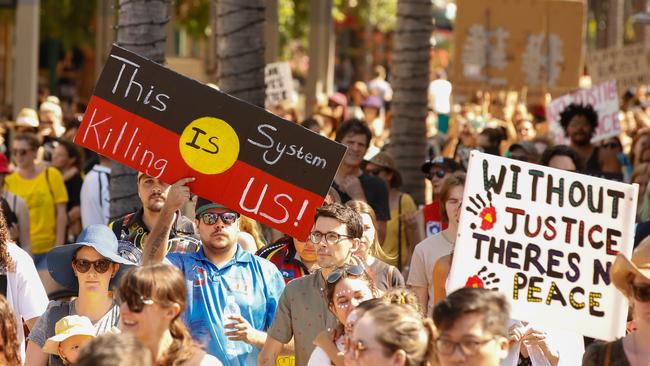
xmin=11 ymin=148 xmax=31 ymax=157
xmin=632 ymin=284 xmax=650 ymax=302
xmin=309 ymin=231 xmax=353 ymax=246
xmin=366 ymin=168 xmax=383 ymax=176
xmin=427 ymin=169 xmax=447 ymax=180
xmin=72 ymin=258 xmax=112 ymax=274
xmin=327 ymin=264 xmax=365 ymax=283
xmin=436 ymin=337 xmax=496 ymax=356
xmin=118 ymin=292 xmax=155 ymax=313
xmin=199 ymin=211 xmax=239 ymax=225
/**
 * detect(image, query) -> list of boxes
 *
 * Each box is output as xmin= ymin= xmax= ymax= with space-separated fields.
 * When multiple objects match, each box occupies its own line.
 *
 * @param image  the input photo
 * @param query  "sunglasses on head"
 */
xmin=327 ymin=264 xmax=365 ymax=284
xmin=72 ymin=258 xmax=112 ymax=274
xmin=118 ymin=291 xmax=155 ymax=313
xmin=632 ymin=284 xmax=650 ymax=302
xmin=199 ymin=211 xmax=239 ymax=225
xmin=427 ymin=169 xmax=447 ymax=180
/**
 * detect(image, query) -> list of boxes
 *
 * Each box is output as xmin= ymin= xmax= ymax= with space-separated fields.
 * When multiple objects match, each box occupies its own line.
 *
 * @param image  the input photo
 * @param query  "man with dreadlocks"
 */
xmin=0 ymin=207 xmax=49 ymax=363
xmin=559 ymin=103 xmax=622 ymax=180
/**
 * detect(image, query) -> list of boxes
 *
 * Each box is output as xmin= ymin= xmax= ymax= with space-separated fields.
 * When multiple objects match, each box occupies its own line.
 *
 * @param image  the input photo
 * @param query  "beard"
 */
xmin=146 ymin=194 xmax=166 ymax=212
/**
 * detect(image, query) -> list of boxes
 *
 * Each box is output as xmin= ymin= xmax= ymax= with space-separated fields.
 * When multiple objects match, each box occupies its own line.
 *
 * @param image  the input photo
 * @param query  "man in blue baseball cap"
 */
xmin=143 ymin=178 xmax=285 ymax=366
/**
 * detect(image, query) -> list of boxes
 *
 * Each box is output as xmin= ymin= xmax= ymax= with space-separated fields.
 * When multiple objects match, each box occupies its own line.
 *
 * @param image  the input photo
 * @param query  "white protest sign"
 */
xmin=265 ymin=62 xmax=294 ymax=107
xmin=448 ymin=151 xmax=637 ymax=341
xmin=546 ymin=80 xmax=620 ymax=145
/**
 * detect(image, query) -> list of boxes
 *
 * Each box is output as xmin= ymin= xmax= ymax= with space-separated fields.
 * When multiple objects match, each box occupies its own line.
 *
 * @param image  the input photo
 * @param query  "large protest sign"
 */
xmin=74 ymin=45 xmax=346 ymax=240
xmin=588 ymin=43 xmax=650 ymax=93
xmin=546 ymin=80 xmax=620 ymax=145
xmin=452 ymin=0 xmax=585 ymax=97
xmin=448 ymin=151 xmax=637 ymax=340
xmin=265 ymin=62 xmax=294 ymax=107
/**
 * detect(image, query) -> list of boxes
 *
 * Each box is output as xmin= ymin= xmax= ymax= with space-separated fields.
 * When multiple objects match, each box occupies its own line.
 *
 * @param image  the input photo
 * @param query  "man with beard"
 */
xmin=259 ymin=203 xmax=362 ymax=366
xmin=559 ymin=103 xmax=621 ymax=180
xmin=109 ymin=173 xmax=199 ymax=262
xmin=143 ymin=178 xmax=285 ymax=366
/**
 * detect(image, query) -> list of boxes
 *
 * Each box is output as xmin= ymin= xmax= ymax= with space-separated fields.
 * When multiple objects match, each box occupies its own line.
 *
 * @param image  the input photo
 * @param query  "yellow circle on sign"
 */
xmin=179 ymin=117 xmax=239 ymax=174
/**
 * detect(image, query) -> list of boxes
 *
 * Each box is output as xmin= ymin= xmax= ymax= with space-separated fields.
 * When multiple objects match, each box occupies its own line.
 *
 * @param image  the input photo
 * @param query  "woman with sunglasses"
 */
xmin=118 ymin=263 xmax=222 ymax=366
xmin=344 ymin=303 xmax=436 ymax=366
xmin=308 ymin=264 xmax=378 ymax=366
xmin=346 ymin=200 xmax=403 ymax=291
xmin=25 ymin=225 xmax=136 ymax=366
xmin=584 ymin=237 xmax=650 ymax=365
xmin=364 ymin=152 xmax=419 ymax=270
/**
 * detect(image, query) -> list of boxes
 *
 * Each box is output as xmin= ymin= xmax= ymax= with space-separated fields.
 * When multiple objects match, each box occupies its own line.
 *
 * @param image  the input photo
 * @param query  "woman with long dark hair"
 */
xmin=118 ymin=263 xmax=221 ymax=365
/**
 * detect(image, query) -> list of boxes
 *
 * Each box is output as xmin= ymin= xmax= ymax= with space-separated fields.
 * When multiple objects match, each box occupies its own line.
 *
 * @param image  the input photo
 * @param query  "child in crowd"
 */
xmin=43 ymin=315 xmax=96 ymax=365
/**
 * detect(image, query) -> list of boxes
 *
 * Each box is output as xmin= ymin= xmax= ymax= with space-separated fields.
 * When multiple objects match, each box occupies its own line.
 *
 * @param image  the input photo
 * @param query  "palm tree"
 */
xmin=388 ymin=0 xmax=433 ymax=205
xmin=109 ymin=0 xmax=170 ymax=218
xmin=215 ymin=0 xmax=266 ymax=107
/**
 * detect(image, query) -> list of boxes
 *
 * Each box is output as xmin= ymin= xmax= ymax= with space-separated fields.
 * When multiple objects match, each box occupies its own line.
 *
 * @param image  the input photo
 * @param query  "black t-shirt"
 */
xmin=65 ymin=173 xmax=83 ymax=210
xmin=109 ymin=208 xmax=200 ymax=264
xmin=333 ymin=172 xmax=391 ymax=221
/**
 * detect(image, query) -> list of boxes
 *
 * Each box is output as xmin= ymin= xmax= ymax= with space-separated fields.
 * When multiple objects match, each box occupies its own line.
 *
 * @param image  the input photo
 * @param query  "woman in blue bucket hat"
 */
xmin=25 ymin=224 xmax=137 ymax=366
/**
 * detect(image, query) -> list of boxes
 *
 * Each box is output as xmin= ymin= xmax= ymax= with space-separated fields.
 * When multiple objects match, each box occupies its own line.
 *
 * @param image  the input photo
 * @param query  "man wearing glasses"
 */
xmin=433 ymin=288 xmax=510 ymax=366
xmin=259 ymin=203 xmax=362 ymax=366
xmin=143 ymin=178 xmax=286 ymax=366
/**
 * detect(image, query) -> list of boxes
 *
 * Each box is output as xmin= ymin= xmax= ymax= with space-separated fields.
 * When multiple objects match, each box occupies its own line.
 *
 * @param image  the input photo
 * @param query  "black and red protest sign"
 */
xmin=74 ymin=45 xmax=346 ymax=239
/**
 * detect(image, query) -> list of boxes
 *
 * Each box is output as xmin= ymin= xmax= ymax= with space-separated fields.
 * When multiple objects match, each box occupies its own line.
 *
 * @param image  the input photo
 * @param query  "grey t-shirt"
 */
xmin=267 ymin=269 xmax=338 ymax=366
xmin=27 ymin=299 xmax=120 ymax=366
xmin=368 ymin=258 xmax=404 ymax=292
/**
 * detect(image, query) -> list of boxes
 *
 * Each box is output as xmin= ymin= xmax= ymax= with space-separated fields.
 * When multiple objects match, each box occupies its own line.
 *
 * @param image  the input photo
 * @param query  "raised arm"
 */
xmin=142 ymin=177 xmax=194 ymax=265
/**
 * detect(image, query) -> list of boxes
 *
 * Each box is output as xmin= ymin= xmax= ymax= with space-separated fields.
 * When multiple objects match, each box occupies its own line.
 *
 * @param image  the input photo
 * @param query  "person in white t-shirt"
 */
xmin=80 ymin=157 xmax=112 ymax=227
xmin=2 ymin=241 xmax=49 ymax=364
xmin=407 ymin=172 xmax=465 ymax=316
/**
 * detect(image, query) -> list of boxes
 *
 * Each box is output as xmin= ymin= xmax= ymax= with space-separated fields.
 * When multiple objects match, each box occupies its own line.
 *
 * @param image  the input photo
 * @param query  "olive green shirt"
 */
xmin=267 ymin=269 xmax=338 ymax=366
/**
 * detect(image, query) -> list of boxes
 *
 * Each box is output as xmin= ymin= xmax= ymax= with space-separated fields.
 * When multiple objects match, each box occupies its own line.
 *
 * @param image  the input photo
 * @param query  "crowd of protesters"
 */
xmin=1 ymin=67 xmax=650 ymax=366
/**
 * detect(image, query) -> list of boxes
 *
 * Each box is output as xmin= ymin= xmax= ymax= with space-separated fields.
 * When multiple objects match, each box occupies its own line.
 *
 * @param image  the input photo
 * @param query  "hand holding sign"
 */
xmin=165 ymin=177 xmax=196 ymax=213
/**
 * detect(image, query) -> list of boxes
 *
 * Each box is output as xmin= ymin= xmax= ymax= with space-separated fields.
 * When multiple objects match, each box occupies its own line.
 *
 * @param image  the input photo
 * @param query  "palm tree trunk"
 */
xmin=388 ymin=0 xmax=433 ymax=205
xmin=215 ymin=0 xmax=266 ymax=107
xmin=110 ymin=0 xmax=169 ymax=219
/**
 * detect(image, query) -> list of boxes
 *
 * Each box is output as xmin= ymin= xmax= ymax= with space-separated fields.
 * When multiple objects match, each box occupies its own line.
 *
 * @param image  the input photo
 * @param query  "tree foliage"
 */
xmin=40 ymin=0 xmax=97 ymax=49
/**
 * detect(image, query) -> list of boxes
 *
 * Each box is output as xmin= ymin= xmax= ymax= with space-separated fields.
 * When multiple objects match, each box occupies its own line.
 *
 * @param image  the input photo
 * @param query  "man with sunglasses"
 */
xmin=420 ymin=156 xmax=461 ymax=238
xmin=142 ymin=178 xmax=285 ymax=366
xmin=259 ymin=203 xmax=362 ymax=366
xmin=109 ymin=172 xmax=200 ymax=260
xmin=433 ymin=288 xmax=510 ymax=366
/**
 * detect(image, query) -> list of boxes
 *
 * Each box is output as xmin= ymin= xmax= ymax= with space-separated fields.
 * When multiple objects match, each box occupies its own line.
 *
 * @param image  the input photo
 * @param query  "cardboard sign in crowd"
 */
xmin=588 ymin=43 xmax=650 ymax=94
xmin=546 ymin=80 xmax=620 ymax=145
xmin=265 ymin=62 xmax=294 ymax=107
xmin=74 ymin=45 xmax=346 ymax=240
xmin=448 ymin=151 xmax=637 ymax=341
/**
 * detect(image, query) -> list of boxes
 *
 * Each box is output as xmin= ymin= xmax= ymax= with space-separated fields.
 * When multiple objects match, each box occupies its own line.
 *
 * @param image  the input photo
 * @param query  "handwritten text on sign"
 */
xmin=447 ymin=152 xmax=637 ymax=341
xmin=546 ymin=80 xmax=620 ymax=145
xmin=75 ymin=45 xmax=346 ymax=240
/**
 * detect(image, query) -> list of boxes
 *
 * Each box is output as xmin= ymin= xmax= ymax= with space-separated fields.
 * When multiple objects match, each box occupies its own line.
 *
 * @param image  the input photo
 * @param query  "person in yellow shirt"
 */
xmin=5 ymin=133 xmax=68 ymax=272
xmin=364 ymin=152 xmax=419 ymax=270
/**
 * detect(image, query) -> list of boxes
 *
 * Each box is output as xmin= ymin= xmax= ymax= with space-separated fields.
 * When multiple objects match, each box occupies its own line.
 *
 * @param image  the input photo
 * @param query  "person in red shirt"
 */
xmin=420 ymin=157 xmax=462 ymax=237
xmin=256 ymin=236 xmax=318 ymax=284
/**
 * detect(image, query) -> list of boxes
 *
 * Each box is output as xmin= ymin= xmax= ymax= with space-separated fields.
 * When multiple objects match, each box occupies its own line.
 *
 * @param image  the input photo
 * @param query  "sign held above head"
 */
xmin=74 ymin=45 xmax=347 ymax=240
xmin=448 ymin=151 xmax=637 ymax=341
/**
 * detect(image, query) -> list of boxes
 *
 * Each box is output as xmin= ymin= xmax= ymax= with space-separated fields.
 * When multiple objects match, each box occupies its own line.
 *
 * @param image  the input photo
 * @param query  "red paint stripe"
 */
xmin=75 ymin=96 xmax=322 ymax=239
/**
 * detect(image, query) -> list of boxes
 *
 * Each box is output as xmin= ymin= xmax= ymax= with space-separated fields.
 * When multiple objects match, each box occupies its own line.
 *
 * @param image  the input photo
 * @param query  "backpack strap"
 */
xmin=44 ymin=167 xmax=55 ymax=200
